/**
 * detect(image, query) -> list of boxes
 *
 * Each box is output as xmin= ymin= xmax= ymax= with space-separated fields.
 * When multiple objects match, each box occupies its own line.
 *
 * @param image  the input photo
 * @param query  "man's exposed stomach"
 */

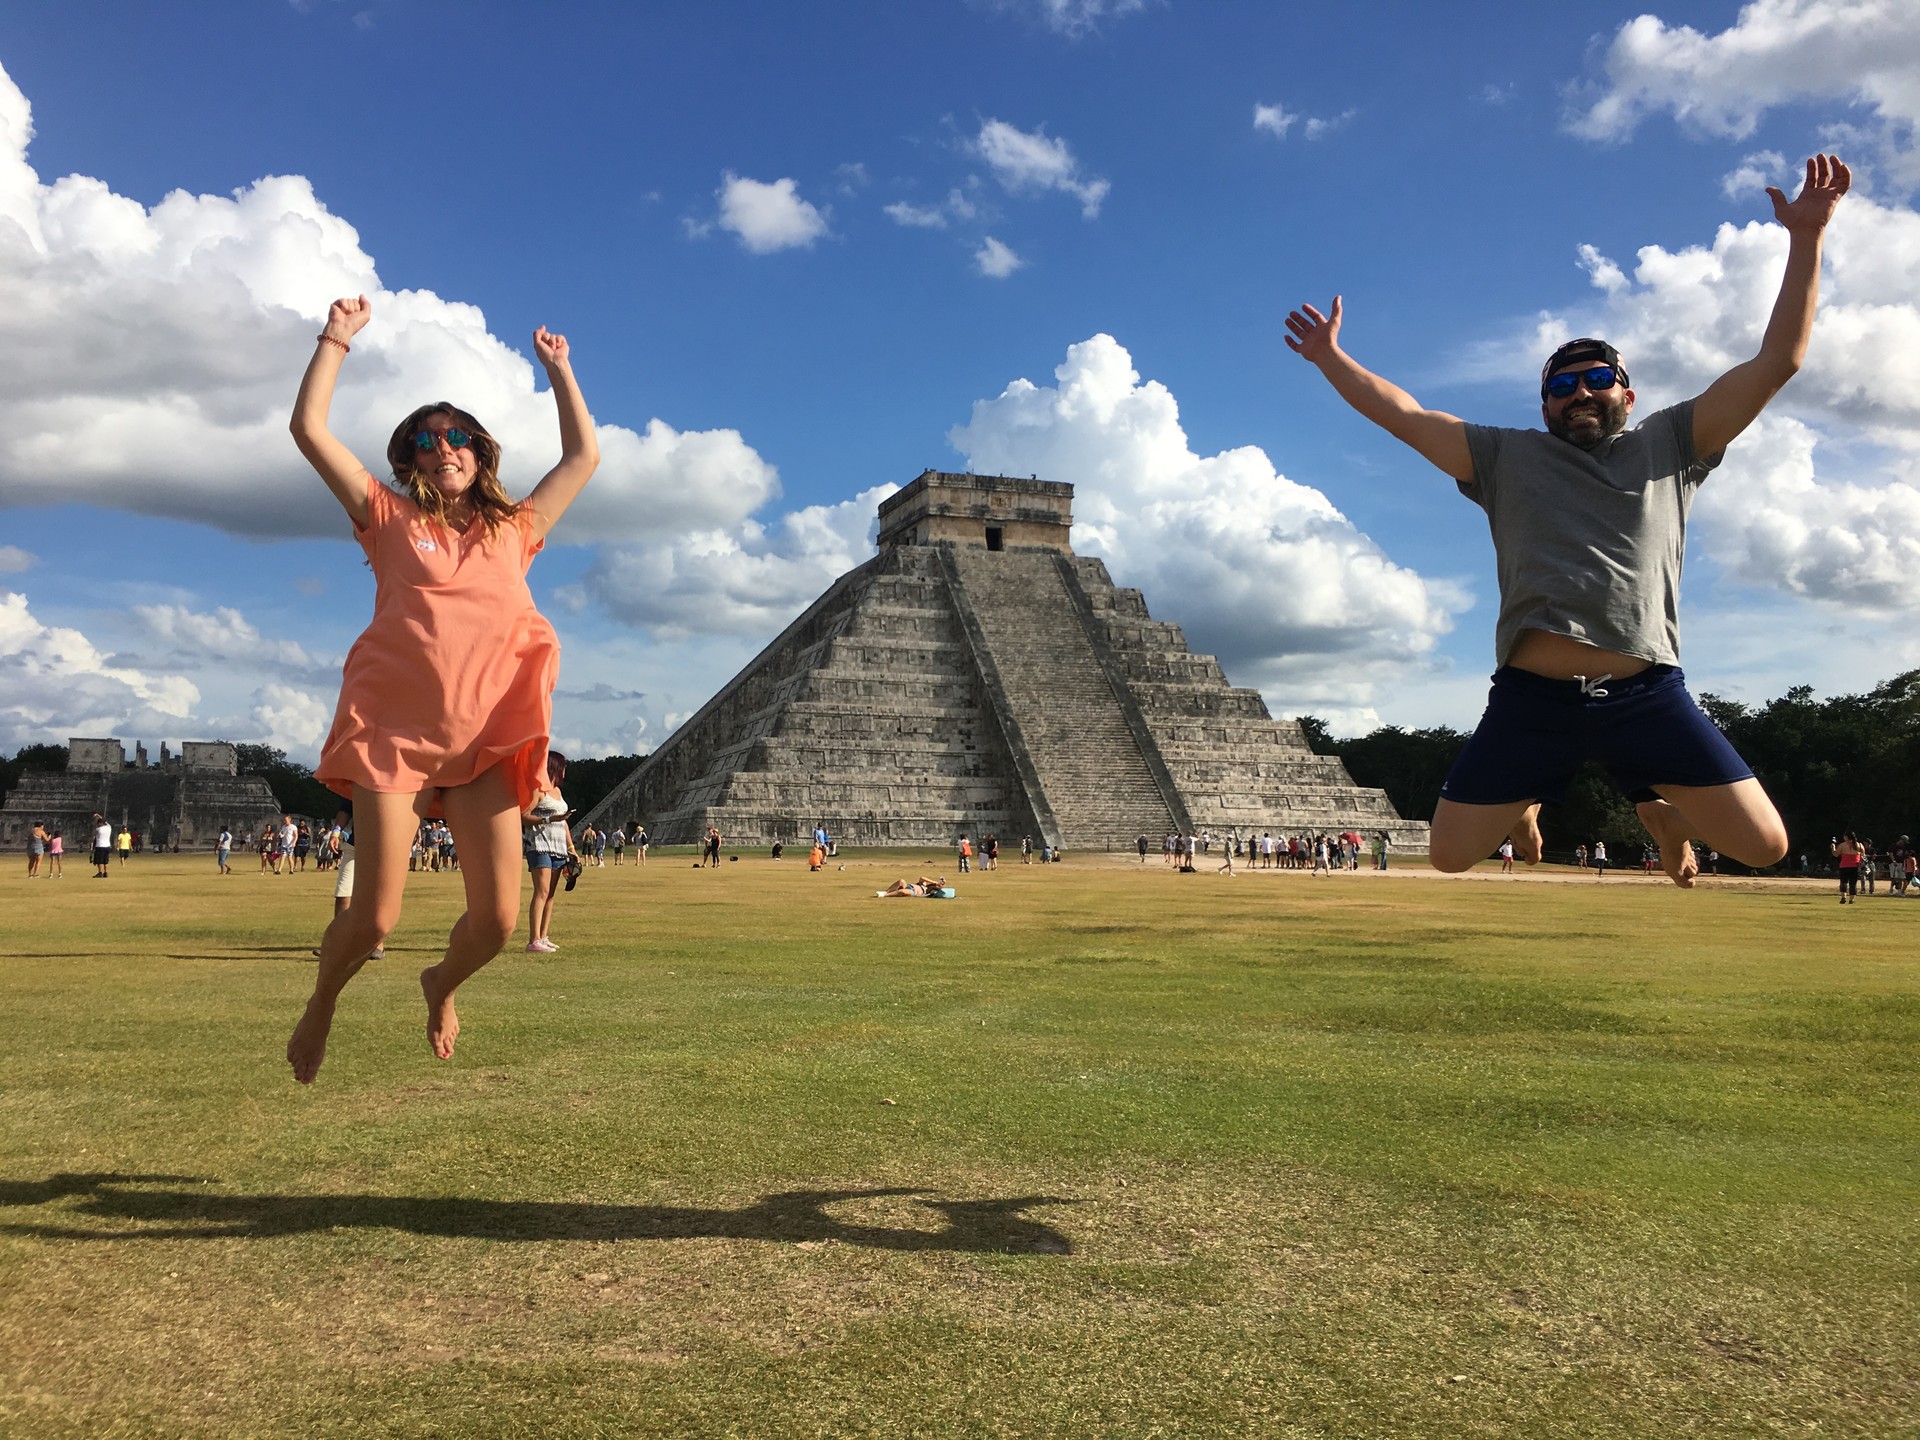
xmin=1508 ymin=628 xmax=1653 ymax=681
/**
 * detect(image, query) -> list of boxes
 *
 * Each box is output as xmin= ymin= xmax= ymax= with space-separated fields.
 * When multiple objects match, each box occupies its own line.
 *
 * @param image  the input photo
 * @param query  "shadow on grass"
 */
xmin=0 ymin=1173 xmax=1081 ymax=1254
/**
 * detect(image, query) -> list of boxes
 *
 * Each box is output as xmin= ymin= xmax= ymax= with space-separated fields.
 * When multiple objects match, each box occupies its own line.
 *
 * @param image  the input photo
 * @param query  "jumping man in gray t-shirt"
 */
xmin=1286 ymin=154 xmax=1850 ymax=887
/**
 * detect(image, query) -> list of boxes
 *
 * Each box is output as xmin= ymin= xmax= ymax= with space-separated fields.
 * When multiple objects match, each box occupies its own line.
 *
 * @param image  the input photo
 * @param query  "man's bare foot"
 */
xmin=420 ymin=966 xmax=459 ymax=1061
xmin=1636 ymin=800 xmax=1701 ymax=889
xmin=1510 ymin=804 xmax=1545 ymax=865
xmin=287 ymin=995 xmax=337 ymax=1085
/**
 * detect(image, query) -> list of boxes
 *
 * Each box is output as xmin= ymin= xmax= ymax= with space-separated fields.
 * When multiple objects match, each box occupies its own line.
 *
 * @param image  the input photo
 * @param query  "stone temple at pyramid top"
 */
xmin=877 ymin=471 xmax=1074 ymax=554
xmin=584 ymin=472 xmax=1426 ymax=853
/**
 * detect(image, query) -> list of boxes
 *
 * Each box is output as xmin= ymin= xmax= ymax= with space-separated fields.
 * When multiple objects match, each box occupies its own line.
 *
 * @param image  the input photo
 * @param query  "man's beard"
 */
xmin=1547 ymin=392 xmax=1630 ymax=449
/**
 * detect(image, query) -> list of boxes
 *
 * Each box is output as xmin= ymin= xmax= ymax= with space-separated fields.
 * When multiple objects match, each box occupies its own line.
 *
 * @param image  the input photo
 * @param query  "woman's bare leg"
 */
xmin=527 ymin=865 xmax=555 ymax=944
xmin=419 ymin=765 xmax=525 ymax=1062
xmin=287 ymin=787 xmax=420 ymax=1084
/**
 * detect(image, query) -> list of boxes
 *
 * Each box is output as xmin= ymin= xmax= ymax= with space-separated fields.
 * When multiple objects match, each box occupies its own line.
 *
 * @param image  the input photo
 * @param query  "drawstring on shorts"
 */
xmin=1575 ymin=673 xmax=1612 ymax=699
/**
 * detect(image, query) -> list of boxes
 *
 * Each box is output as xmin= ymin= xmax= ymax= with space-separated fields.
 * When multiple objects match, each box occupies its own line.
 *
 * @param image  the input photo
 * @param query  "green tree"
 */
xmin=229 ymin=743 xmax=335 ymax=819
xmin=0 ymin=742 xmax=68 ymax=803
xmin=558 ymin=755 xmax=649 ymax=823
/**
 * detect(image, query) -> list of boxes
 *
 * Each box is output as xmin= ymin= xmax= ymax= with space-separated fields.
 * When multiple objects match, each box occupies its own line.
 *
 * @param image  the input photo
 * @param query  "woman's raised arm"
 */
xmin=523 ymin=326 xmax=601 ymax=540
xmin=291 ymin=296 xmax=377 ymax=527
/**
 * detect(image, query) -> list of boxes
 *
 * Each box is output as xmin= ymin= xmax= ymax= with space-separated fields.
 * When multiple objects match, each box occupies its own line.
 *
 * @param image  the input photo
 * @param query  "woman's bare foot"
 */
xmin=1510 ymin=804 xmax=1545 ymax=865
xmin=287 ymin=996 xmax=337 ymax=1085
xmin=420 ymin=966 xmax=459 ymax=1060
xmin=1636 ymin=800 xmax=1701 ymax=889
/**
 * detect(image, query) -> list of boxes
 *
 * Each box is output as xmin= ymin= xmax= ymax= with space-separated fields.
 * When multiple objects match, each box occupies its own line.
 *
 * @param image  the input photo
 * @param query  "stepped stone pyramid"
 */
xmin=584 ymin=473 xmax=1427 ymax=851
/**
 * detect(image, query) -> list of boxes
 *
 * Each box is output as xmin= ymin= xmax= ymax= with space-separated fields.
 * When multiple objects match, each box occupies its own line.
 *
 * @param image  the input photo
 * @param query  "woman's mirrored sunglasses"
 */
xmin=411 ymin=427 xmax=474 ymax=452
xmin=1544 ymin=365 xmax=1622 ymax=400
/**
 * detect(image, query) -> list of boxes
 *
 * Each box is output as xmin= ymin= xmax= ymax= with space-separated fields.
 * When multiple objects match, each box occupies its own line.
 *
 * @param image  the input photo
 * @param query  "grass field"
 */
xmin=1 ymin=849 xmax=1915 ymax=1438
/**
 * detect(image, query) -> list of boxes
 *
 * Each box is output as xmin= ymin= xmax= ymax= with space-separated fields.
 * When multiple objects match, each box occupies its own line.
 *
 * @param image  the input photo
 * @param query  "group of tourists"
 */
xmin=1155 ymin=830 xmax=1391 ymax=874
xmin=1833 ymin=833 xmax=1917 ymax=903
xmin=572 ymin=822 xmax=647 ymax=866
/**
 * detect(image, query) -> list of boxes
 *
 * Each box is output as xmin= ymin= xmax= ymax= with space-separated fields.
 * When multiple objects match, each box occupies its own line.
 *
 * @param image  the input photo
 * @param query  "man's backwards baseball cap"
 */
xmin=1540 ymin=338 xmax=1628 ymax=397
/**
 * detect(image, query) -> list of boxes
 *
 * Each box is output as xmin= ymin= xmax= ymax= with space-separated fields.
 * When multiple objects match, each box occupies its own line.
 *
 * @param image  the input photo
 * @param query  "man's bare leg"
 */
xmin=1430 ymin=797 xmax=1542 ymax=873
xmin=1637 ymin=778 xmax=1788 ymax=889
xmin=420 ymin=767 xmax=524 ymax=1063
xmin=286 ymin=788 xmax=416 ymax=1084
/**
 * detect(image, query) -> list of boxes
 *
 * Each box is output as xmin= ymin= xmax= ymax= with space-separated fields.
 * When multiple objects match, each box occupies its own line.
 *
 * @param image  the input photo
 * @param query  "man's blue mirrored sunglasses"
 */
xmin=1544 ymin=365 xmax=1622 ymax=400
xmin=411 ymin=427 xmax=473 ymax=451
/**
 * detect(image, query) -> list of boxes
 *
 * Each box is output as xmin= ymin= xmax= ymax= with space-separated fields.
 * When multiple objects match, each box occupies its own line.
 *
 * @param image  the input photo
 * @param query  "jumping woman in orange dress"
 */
xmin=286 ymin=295 xmax=599 ymax=1084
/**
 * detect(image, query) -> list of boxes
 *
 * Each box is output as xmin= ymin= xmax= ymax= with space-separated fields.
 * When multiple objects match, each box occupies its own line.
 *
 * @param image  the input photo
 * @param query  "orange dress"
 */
xmin=316 ymin=481 xmax=558 ymax=813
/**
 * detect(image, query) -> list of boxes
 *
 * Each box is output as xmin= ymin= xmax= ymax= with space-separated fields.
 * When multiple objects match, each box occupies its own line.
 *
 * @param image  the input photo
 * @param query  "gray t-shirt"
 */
xmin=1460 ymin=400 xmax=1721 ymax=667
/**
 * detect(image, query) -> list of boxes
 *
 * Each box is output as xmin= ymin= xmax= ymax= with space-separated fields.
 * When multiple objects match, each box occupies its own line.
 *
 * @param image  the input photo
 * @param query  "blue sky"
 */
xmin=3 ymin=0 xmax=1918 ymax=762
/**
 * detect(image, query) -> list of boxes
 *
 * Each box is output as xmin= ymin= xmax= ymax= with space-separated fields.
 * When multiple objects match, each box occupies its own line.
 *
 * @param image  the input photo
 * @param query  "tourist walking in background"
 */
xmin=115 ymin=824 xmax=132 ymax=866
xmin=703 ymin=825 xmax=722 ymax=867
xmin=313 ymin=803 xmax=385 ymax=963
xmin=524 ymin=752 xmax=576 ymax=952
xmin=634 ymin=824 xmax=649 ymax=865
xmin=957 ymin=834 xmax=972 ymax=873
xmin=984 ymin=833 xmax=999 ymax=870
xmin=92 ymin=815 xmax=112 ymax=878
xmin=1592 ymin=840 xmax=1609 ymax=877
xmin=286 ymin=294 xmax=598 ymax=1084
xmin=27 ymin=820 xmax=46 ymax=878
xmin=1499 ymin=838 xmax=1515 ymax=873
xmin=47 ymin=830 xmax=63 ymax=877
xmin=1834 ymin=832 xmax=1864 ymax=904
xmin=216 ymin=825 xmax=232 ymax=875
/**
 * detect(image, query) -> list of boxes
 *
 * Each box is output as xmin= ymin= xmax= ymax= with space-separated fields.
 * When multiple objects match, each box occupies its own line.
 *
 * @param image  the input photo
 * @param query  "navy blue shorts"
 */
xmin=1440 ymin=664 xmax=1753 ymax=807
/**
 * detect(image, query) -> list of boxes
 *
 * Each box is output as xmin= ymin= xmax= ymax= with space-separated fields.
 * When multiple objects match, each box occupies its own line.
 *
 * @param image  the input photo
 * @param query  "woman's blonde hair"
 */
xmin=385 ymin=403 xmax=519 ymax=538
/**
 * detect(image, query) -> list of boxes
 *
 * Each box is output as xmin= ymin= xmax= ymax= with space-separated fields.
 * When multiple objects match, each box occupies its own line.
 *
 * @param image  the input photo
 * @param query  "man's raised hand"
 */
xmin=324 ymin=295 xmax=372 ymax=343
xmin=1768 ymin=154 xmax=1850 ymax=234
xmin=1285 ymin=296 xmax=1343 ymax=364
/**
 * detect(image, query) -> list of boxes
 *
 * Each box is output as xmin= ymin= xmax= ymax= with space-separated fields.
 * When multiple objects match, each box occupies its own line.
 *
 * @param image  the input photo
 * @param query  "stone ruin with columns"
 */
xmin=583 ymin=472 xmax=1426 ymax=853
xmin=0 ymin=738 xmax=284 ymax=852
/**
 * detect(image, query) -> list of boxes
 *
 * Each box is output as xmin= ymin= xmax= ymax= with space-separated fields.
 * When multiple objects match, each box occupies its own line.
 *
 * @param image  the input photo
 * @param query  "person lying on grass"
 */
xmin=879 ymin=877 xmax=949 ymax=898
xmin=1286 ymin=154 xmax=1850 ymax=888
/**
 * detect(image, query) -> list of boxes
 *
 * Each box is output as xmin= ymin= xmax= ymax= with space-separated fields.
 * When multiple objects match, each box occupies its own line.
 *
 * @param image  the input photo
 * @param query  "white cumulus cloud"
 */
xmin=574 ymin=485 xmax=897 ymax=642
xmin=1568 ymin=1 xmax=1920 ymax=184
xmin=250 ymin=682 xmax=331 ymax=757
xmin=0 ymin=545 xmax=34 ymax=574
xmin=1255 ymin=103 xmax=1355 ymax=141
xmin=974 ymin=119 xmax=1109 ymax=218
xmin=0 ymin=591 xmax=199 ymax=752
xmin=132 ymin=603 xmax=334 ymax=677
xmin=974 ymin=236 xmax=1024 ymax=277
xmin=0 ymin=59 xmax=779 ymax=547
xmin=885 ymin=200 xmax=949 ymax=229
xmin=947 ymin=335 xmax=1468 ymax=716
xmin=990 ymin=0 xmax=1146 ymax=36
xmin=714 ymin=172 xmax=830 ymax=253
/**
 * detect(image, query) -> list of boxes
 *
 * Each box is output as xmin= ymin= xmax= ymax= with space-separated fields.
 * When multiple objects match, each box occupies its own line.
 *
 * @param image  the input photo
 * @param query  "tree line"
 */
xmin=1299 ymin=669 xmax=1920 ymax=869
